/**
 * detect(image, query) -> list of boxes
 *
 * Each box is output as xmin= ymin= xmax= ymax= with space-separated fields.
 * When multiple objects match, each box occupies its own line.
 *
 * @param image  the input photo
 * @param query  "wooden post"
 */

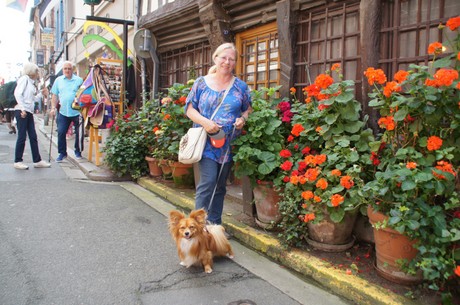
xmin=198 ymin=0 xmax=233 ymax=51
xmin=276 ymin=0 xmax=299 ymax=98
xmin=360 ymin=0 xmax=382 ymax=133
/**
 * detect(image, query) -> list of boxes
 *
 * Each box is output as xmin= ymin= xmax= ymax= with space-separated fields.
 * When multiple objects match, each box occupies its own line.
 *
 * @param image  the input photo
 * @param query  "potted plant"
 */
xmin=103 ymin=111 xmax=150 ymax=179
xmin=363 ymin=17 xmax=460 ymax=301
xmin=232 ymin=86 xmax=292 ymax=228
xmin=155 ymin=82 xmax=195 ymax=186
xmin=276 ymin=65 xmax=374 ymax=250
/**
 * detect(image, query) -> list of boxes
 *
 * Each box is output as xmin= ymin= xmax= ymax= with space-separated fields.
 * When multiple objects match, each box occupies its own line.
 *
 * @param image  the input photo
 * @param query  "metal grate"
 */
xmin=379 ymin=0 xmax=460 ymax=78
xmin=295 ymin=1 xmax=361 ymax=98
xmin=159 ymin=42 xmax=211 ymax=92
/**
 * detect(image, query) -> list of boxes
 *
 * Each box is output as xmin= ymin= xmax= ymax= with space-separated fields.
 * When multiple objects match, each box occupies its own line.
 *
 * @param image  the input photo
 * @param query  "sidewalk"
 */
xmin=36 ymin=114 xmax=426 ymax=305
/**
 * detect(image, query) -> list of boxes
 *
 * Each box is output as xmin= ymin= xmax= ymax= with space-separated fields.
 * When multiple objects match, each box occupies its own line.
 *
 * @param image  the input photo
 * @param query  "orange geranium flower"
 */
xmin=394 ymin=70 xmax=409 ymax=83
xmin=302 ymin=190 xmax=314 ymax=200
xmin=458 ymin=51 xmax=460 ymax=61
xmin=313 ymin=196 xmax=321 ymax=203
xmin=304 ymin=84 xmax=321 ymax=98
xmin=290 ymin=87 xmax=296 ymax=94
xmin=378 ymin=116 xmax=396 ymax=131
xmin=303 ymin=213 xmax=316 ymax=223
xmin=364 ymin=67 xmax=387 ymax=85
xmin=290 ymin=175 xmax=300 ymax=185
xmin=383 ymin=81 xmax=401 ymax=97
xmin=315 ymin=74 xmax=334 ymax=89
xmin=406 ymin=162 xmax=417 ymax=169
xmin=315 ymin=126 xmax=322 ymax=133
xmin=435 ymin=161 xmax=457 ymax=176
xmin=426 ymin=68 xmax=459 ymax=87
xmin=446 ymin=16 xmax=460 ymax=31
xmin=291 ymin=124 xmax=305 ymax=137
xmin=331 ymin=194 xmax=344 ymax=207
xmin=305 ymin=97 xmax=312 ymax=103
xmin=428 ymin=42 xmax=443 ymax=55
xmin=315 ymin=154 xmax=327 ymax=165
xmin=316 ymin=178 xmax=328 ymax=190
xmin=427 ymin=136 xmax=443 ymax=151
xmin=340 ymin=176 xmax=354 ymax=189
xmin=305 ymin=168 xmax=320 ymax=182
xmin=454 ymin=265 xmax=460 ymax=277
xmin=331 ymin=63 xmax=341 ymax=71
xmin=331 ymin=169 xmax=342 ymax=177
xmin=163 ymin=114 xmax=171 ymax=120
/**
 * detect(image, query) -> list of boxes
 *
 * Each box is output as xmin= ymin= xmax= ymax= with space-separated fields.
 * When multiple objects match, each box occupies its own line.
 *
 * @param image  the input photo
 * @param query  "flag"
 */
xmin=6 ymin=0 xmax=28 ymax=12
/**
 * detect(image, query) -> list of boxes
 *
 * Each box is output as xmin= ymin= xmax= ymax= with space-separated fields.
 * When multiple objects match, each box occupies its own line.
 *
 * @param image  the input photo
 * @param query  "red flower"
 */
xmin=454 ymin=265 xmax=460 ymax=277
xmin=314 ymin=74 xmax=334 ymax=89
xmin=279 ymin=149 xmax=292 ymax=158
xmin=301 ymin=146 xmax=311 ymax=155
xmin=406 ymin=162 xmax=417 ymax=169
xmin=370 ymin=152 xmax=380 ymax=166
xmin=280 ymin=161 xmax=293 ymax=171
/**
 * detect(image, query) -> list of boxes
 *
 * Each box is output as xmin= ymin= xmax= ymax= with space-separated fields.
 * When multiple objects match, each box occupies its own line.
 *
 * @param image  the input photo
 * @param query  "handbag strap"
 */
xmin=210 ymin=76 xmax=235 ymax=121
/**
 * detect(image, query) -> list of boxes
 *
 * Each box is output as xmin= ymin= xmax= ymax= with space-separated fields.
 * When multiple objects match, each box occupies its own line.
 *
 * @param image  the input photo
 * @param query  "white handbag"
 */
xmin=178 ymin=77 xmax=235 ymax=164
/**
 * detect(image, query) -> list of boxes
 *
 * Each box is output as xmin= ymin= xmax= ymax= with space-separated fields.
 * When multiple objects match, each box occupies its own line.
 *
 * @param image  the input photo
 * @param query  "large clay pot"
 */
xmin=159 ymin=159 xmax=173 ymax=180
xmin=170 ymin=161 xmax=194 ymax=188
xmin=367 ymin=206 xmax=423 ymax=285
xmin=306 ymin=210 xmax=358 ymax=252
xmin=145 ymin=156 xmax=163 ymax=177
xmin=252 ymin=181 xmax=282 ymax=229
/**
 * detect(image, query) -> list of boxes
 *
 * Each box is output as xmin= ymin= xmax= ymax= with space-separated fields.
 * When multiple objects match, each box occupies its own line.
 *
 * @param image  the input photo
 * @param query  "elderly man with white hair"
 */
xmin=13 ymin=62 xmax=51 ymax=170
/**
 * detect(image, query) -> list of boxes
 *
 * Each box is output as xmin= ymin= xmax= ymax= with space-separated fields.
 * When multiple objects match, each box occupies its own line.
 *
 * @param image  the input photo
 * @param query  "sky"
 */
xmin=0 ymin=1 xmax=33 ymax=82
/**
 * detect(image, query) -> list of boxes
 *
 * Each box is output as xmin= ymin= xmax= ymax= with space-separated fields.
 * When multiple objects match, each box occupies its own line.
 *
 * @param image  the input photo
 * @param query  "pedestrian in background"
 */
xmin=184 ymin=42 xmax=252 ymax=226
xmin=13 ymin=62 xmax=51 ymax=170
xmin=49 ymin=61 xmax=83 ymax=162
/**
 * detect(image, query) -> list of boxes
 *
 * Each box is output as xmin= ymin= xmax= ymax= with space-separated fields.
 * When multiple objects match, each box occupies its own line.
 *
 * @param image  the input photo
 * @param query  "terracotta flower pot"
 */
xmin=253 ymin=181 xmax=282 ymax=229
xmin=306 ymin=210 xmax=357 ymax=252
xmin=145 ymin=156 xmax=163 ymax=177
xmin=170 ymin=161 xmax=194 ymax=188
xmin=159 ymin=159 xmax=173 ymax=180
xmin=367 ymin=206 xmax=423 ymax=285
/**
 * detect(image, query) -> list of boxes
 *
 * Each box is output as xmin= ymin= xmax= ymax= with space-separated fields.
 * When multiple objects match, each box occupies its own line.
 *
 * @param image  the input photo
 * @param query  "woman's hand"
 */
xmin=204 ymin=119 xmax=222 ymax=134
xmin=234 ymin=117 xmax=246 ymax=130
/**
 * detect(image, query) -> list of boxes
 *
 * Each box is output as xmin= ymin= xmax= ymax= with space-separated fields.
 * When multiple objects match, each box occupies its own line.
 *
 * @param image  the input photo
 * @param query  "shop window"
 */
xmin=235 ymin=22 xmax=280 ymax=91
xmin=159 ymin=42 xmax=211 ymax=91
xmin=295 ymin=2 xmax=361 ymax=96
xmin=380 ymin=0 xmax=460 ymax=77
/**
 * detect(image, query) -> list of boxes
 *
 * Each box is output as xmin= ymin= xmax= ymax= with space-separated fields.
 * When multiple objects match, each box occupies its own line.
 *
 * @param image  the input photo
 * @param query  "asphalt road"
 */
xmin=0 ymin=119 xmax=350 ymax=305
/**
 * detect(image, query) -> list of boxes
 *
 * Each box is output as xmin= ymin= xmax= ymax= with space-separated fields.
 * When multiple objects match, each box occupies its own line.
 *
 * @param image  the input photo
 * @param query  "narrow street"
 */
xmin=0 ymin=119 xmax=350 ymax=305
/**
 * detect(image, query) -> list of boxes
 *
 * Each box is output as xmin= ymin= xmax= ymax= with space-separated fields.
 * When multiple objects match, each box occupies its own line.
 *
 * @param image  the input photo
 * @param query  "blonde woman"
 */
xmin=13 ymin=62 xmax=50 ymax=170
xmin=185 ymin=42 xmax=252 ymax=226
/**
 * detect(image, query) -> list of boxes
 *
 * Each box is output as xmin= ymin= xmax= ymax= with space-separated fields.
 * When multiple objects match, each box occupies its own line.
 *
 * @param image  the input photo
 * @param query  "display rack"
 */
xmin=88 ymin=58 xmax=124 ymax=166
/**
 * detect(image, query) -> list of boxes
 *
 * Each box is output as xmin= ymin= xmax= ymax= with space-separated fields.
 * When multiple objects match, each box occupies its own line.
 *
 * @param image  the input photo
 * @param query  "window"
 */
xmin=235 ymin=22 xmax=280 ymax=90
xmin=295 ymin=2 xmax=361 ymax=95
xmin=159 ymin=42 xmax=211 ymax=91
xmin=380 ymin=0 xmax=460 ymax=77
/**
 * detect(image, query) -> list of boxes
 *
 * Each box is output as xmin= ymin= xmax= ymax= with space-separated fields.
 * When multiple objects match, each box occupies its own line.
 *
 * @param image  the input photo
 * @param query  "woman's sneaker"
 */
xmin=34 ymin=160 xmax=51 ymax=168
xmin=14 ymin=162 xmax=29 ymax=170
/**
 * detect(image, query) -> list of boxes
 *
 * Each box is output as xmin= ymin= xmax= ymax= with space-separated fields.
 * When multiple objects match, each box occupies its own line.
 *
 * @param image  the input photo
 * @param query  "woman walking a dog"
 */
xmin=184 ymin=42 xmax=252 ymax=226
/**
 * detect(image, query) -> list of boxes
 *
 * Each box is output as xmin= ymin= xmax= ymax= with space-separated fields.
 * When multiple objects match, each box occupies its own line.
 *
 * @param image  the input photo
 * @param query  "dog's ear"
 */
xmin=169 ymin=210 xmax=185 ymax=226
xmin=190 ymin=209 xmax=207 ymax=225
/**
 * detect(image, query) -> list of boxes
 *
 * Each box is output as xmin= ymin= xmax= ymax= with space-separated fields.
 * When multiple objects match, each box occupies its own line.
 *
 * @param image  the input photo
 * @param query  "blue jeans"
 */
xmin=57 ymin=113 xmax=81 ymax=156
xmin=14 ymin=110 xmax=42 ymax=163
xmin=195 ymin=157 xmax=233 ymax=224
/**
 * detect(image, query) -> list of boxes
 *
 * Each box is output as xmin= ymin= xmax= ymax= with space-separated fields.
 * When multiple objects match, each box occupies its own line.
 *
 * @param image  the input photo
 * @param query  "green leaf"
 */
xmin=407 ymin=220 xmax=420 ymax=230
xmin=401 ymin=180 xmax=416 ymax=191
xmin=335 ymin=91 xmax=354 ymax=103
xmin=394 ymin=108 xmax=408 ymax=122
xmin=433 ymin=56 xmax=453 ymax=68
xmin=329 ymin=208 xmax=345 ymax=223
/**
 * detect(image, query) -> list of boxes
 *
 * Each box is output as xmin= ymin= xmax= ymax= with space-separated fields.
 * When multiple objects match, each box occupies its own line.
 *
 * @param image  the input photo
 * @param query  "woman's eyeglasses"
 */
xmin=217 ymin=56 xmax=236 ymax=63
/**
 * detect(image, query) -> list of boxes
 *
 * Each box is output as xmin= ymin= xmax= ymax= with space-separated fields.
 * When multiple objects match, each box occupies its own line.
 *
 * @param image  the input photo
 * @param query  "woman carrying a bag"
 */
xmin=184 ymin=42 xmax=252 ymax=226
xmin=13 ymin=63 xmax=51 ymax=170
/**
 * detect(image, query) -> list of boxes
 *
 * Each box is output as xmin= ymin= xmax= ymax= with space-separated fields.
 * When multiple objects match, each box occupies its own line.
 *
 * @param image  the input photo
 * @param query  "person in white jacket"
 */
xmin=13 ymin=63 xmax=51 ymax=170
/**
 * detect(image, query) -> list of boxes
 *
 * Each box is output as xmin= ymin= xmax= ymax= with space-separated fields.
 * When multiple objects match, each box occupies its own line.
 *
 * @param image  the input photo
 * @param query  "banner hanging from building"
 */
xmin=6 ymin=0 xmax=28 ymax=12
xmin=41 ymin=27 xmax=54 ymax=47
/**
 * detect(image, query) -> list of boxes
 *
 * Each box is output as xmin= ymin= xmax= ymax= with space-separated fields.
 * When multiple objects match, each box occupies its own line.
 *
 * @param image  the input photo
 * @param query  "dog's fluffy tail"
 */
xmin=206 ymin=224 xmax=233 ymax=257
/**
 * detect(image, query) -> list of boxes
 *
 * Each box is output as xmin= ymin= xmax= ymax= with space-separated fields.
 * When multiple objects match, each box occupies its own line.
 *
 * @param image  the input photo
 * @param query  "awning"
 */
xmin=39 ymin=0 xmax=60 ymax=22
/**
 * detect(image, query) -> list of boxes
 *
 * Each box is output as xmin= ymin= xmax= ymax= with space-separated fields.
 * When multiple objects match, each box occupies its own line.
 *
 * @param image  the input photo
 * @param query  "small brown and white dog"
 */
xmin=168 ymin=209 xmax=234 ymax=273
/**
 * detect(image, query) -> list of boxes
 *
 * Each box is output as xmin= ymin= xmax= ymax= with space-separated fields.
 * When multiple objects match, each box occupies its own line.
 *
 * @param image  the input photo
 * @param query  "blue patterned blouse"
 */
xmin=185 ymin=76 xmax=252 ymax=164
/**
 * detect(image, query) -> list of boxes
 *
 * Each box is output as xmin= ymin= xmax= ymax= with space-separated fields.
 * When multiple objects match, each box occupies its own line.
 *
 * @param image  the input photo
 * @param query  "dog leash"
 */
xmin=207 ymin=124 xmax=237 ymax=212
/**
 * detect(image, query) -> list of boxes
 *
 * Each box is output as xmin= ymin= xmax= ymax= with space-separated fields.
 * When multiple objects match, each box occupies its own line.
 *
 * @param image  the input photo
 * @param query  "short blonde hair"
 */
xmin=23 ymin=62 xmax=39 ymax=76
xmin=208 ymin=42 xmax=238 ymax=75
